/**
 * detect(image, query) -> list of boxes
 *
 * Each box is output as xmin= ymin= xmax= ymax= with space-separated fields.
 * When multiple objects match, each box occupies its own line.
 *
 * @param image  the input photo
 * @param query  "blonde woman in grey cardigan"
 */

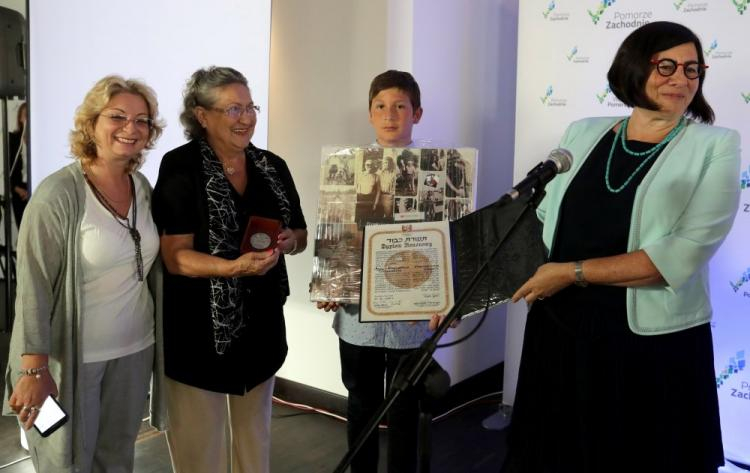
xmin=3 ymin=76 xmax=167 ymax=473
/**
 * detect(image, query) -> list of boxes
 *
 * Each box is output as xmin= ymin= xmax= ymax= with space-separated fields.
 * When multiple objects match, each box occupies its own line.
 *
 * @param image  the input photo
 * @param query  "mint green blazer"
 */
xmin=538 ymin=116 xmax=741 ymax=335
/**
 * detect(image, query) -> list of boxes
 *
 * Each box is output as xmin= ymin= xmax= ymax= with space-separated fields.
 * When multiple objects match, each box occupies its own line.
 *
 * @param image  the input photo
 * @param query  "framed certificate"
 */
xmin=360 ymin=221 xmax=454 ymax=322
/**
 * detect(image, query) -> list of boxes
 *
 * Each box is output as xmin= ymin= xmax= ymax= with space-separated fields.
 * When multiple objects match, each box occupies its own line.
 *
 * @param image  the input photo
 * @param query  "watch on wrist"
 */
xmin=574 ymin=260 xmax=588 ymax=287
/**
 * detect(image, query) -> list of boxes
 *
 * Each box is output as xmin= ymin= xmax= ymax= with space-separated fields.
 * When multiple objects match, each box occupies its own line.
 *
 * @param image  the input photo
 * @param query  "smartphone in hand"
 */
xmin=33 ymin=395 xmax=68 ymax=437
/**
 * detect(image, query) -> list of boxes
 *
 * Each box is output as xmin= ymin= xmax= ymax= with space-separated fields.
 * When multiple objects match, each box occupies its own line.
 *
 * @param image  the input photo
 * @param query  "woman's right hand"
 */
xmin=8 ymin=359 xmax=59 ymax=430
xmin=512 ymin=262 xmax=575 ymax=304
xmin=233 ymin=249 xmax=280 ymax=277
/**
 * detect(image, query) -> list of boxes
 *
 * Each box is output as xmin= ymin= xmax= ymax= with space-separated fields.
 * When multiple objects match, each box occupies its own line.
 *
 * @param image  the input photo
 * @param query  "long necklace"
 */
xmin=83 ymin=171 xmax=144 ymax=281
xmin=604 ymin=116 xmax=685 ymax=193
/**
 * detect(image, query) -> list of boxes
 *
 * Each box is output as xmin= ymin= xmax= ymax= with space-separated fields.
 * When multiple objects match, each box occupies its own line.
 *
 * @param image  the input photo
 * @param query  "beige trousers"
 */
xmin=164 ymin=376 xmax=275 ymax=473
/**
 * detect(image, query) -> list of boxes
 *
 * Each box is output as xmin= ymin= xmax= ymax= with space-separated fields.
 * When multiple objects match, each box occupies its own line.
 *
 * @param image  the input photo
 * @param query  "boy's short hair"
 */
xmin=368 ymin=70 xmax=421 ymax=110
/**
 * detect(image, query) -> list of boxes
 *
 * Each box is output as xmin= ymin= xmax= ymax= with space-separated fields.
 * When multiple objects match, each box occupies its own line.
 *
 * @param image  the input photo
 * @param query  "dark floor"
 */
xmin=0 ymin=330 xmax=507 ymax=472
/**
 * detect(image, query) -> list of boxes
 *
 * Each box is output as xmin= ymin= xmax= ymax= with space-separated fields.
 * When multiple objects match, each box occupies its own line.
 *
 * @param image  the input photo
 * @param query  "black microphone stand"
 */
xmin=333 ymin=181 xmax=549 ymax=473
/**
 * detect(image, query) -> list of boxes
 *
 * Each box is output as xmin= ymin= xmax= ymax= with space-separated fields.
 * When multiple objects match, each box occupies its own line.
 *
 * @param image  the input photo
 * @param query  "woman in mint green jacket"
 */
xmin=505 ymin=22 xmax=740 ymax=473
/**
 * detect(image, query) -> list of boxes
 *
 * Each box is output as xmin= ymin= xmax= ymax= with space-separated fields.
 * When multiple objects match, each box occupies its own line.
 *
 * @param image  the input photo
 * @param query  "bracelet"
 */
xmin=574 ymin=260 xmax=588 ymax=287
xmin=288 ymin=238 xmax=298 ymax=255
xmin=18 ymin=365 xmax=48 ymax=379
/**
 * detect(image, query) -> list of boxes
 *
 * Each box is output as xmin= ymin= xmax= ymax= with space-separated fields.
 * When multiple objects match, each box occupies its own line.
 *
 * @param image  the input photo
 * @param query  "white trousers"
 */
xmin=164 ymin=375 xmax=275 ymax=473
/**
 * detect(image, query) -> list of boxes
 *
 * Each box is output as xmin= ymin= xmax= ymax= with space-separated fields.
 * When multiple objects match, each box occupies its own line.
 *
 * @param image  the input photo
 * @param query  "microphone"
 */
xmin=499 ymin=148 xmax=573 ymax=204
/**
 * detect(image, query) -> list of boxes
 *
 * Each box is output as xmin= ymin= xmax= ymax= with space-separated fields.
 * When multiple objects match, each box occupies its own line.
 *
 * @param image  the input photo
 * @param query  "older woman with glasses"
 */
xmin=4 ymin=75 xmax=166 ymax=473
xmin=504 ymin=22 xmax=740 ymax=473
xmin=152 ymin=66 xmax=307 ymax=473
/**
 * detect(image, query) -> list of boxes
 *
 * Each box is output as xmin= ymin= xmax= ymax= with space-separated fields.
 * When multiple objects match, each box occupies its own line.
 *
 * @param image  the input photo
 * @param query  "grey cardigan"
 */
xmin=2 ymin=162 xmax=167 ymax=466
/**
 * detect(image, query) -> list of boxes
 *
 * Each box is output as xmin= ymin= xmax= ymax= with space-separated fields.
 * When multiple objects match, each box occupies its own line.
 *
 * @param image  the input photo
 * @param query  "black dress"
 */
xmin=152 ymin=140 xmax=307 ymax=395
xmin=504 ymin=130 xmax=724 ymax=473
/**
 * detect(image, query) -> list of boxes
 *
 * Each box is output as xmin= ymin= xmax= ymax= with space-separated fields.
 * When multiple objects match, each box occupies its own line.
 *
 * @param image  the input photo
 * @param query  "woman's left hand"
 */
xmin=512 ymin=262 xmax=575 ymax=304
xmin=277 ymin=228 xmax=297 ymax=255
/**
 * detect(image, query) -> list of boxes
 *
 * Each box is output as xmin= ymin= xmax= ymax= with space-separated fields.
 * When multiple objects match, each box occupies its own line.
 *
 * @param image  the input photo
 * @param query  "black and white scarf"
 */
xmin=200 ymin=139 xmax=292 ymax=355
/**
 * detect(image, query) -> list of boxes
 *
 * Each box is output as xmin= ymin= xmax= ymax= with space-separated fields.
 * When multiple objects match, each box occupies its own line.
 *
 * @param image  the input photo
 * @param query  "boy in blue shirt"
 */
xmin=318 ymin=70 xmax=431 ymax=473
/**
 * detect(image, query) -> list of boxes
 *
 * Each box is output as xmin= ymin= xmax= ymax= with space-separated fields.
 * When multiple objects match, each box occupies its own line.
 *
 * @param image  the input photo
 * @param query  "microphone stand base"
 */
xmin=482 ymin=404 xmax=512 ymax=431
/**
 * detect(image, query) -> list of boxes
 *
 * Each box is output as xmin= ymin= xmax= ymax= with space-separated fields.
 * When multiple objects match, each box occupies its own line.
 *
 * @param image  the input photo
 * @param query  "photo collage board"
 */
xmin=310 ymin=146 xmax=478 ymax=303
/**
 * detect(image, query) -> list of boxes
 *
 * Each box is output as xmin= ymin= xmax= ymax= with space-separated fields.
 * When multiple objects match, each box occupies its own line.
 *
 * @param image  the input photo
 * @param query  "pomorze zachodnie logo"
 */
xmin=732 ymin=0 xmax=748 ymax=14
xmin=596 ymin=85 xmax=611 ymax=103
xmin=588 ymin=0 xmax=615 ymax=24
xmin=674 ymin=0 xmax=709 ymax=12
xmin=742 ymin=92 xmax=750 ymax=104
xmin=716 ymin=351 xmax=746 ymax=389
xmin=595 ymin=85 xmax=626 ymax=108
xmin=540 ymin=86 xmax=566 ymax=107
xmin=730 ymin=265 xmax=750 ymax=294
xmin=589 ymin=2 xmax=651 ymax=29
xmin=566 ymin=46 xmax=590 ymax=63
xmin=567 ymin=46 xmax=578 ymax=61
xmin=540 ymin=85 xmax=553 ymax=105
xmin=543 ymin=0 xmax=555 ymax=18
xmin=542 ymin=1 xmax=569 ymax=21
xmin=702 ymin=39 xmax=733 ymax=59
xmin=704 ymin=39 xmax=717 ymax=56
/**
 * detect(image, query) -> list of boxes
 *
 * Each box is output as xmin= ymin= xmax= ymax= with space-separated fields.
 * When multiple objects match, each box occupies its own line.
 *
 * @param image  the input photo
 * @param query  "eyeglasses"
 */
xmin=101 ymin=113 xmax=153 ymax=130
xmin=211 ymin=103 xmax=261 ymax=119
xmin=650 ymin=58 xmax=708 ymax=80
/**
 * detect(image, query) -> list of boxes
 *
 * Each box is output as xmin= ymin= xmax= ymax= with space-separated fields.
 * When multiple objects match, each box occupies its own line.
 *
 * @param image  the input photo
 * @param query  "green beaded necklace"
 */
xmin=605 ymin=116 xmax=686 ymax=193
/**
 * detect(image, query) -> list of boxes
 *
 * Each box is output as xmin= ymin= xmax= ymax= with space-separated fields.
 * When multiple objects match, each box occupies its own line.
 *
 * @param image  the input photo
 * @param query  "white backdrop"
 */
xmin=28 ymin=0 xmax=272 ymax=186
xmin=509 ymin=1 xmax=749 ymax=469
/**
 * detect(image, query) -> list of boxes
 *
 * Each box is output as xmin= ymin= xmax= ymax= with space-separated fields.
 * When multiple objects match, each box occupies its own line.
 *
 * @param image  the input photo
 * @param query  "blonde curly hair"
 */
xmin=69 ymin=75 xmax=165 ymax=172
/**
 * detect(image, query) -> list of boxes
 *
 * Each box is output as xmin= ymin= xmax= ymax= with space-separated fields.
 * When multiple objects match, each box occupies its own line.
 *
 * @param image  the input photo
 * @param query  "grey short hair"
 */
xmin=180 ymin=66 xmax=249 ymax=140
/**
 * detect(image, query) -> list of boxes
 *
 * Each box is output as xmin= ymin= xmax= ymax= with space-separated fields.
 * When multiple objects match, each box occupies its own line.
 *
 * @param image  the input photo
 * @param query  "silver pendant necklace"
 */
xmin=223 ymin=163 xmax=237 ymax=176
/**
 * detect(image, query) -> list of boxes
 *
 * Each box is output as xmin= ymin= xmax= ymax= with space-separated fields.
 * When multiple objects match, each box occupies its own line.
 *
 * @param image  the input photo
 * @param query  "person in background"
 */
xmin=355 ymin=153 xmax=381 ymax=227
xmin=317 ymin=70 xmax=445 ymax=473
xmin=395 ymin=150 xmax=419 ymax=196
xmin=378 ymin=156 xmax=397 ymax=219
xmin=505 ymin=21 xmax=739 ymax=473
xmin=9 ymin=102 xmax=29 ymax=225
xmin=152 ymin=66 xmax=307 ymax=473
xmin=4 ymin=75 xmax=166 ymax=472
xmin=444 ymin=149 xmax=467 ymax=198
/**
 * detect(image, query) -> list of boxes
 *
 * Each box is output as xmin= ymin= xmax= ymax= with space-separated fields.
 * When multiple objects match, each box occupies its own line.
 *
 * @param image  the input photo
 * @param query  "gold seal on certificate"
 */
xmin=360 ymin=221 xmax=454 ymax=322
xmin=384 ymin=251 xmax=433 ymax=289
xmin=241 ymin=216 xmax=282 ymax=253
